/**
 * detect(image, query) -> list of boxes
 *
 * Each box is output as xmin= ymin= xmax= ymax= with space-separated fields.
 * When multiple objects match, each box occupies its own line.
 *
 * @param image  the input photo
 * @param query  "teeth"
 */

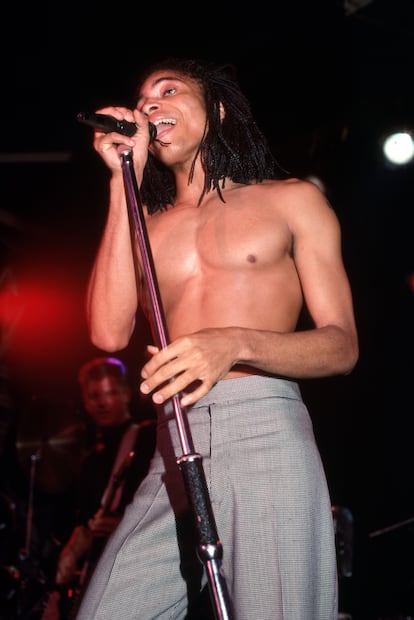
xmin=154 ymin=118 xmax=176 ymax=126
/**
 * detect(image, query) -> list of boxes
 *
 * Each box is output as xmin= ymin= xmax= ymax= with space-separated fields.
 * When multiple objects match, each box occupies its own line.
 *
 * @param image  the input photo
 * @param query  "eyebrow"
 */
xmin=137 ymin=75 xmax=186 ymax=101
xmin=151 ymin=75 xmax=185 ymax=86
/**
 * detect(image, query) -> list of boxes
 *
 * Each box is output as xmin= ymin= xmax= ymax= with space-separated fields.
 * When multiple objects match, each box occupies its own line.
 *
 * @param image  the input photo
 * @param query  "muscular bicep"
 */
xmin=290 ymin=188 xmax=356 ymax=335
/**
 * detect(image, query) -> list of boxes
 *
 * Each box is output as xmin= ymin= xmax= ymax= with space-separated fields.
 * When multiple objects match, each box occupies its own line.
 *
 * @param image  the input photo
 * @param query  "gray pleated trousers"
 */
xmin=76 ymin=375 xmax=338 ymax=620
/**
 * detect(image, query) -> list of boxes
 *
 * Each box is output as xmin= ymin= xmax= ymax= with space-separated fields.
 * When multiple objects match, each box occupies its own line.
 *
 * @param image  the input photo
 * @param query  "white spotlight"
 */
xmin=382 ymin=130 xmax=414 ymax=166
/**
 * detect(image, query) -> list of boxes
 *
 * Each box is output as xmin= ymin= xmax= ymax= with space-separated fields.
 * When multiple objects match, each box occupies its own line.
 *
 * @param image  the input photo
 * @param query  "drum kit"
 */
xmin=0 ymin=397 xmax=86 ymax=619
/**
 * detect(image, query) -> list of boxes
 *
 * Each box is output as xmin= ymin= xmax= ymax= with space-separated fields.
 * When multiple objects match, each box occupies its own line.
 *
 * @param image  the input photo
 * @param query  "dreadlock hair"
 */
xmin=135 ymin=58 xmax=283 ymax=214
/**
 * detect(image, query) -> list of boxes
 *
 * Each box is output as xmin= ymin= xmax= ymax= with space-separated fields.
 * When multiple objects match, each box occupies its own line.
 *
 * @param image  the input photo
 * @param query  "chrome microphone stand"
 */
xmin=119 ymin=145 xmax=234 ymax=620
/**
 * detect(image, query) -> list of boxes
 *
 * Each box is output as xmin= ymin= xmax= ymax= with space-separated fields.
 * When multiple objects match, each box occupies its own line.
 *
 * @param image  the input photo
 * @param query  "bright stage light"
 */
xmin=382 ymin=130 xmax=414 ymax=166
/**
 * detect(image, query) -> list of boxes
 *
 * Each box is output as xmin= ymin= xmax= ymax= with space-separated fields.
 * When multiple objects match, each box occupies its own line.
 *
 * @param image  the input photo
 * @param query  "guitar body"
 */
xmin=62 ymin=451 xmax=136 ymax=618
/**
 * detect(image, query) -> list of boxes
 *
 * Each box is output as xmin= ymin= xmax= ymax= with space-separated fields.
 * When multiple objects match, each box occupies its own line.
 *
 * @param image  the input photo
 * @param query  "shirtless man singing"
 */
xmin=77 ymin=57 xmax=358 ymax=620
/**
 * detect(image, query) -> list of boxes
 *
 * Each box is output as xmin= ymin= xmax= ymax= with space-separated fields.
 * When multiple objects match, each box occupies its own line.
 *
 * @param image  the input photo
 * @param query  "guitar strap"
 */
xmin=100 ymin=423 xmax=140 ymax=513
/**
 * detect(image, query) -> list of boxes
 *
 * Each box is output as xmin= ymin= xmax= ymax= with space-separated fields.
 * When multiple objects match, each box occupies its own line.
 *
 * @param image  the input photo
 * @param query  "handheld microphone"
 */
xmin=77 ymin=112 xmax=157 ymax=142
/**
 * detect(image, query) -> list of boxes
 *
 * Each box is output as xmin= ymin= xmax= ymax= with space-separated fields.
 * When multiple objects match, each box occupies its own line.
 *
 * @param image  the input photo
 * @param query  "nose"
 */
xmin=140 ymin=100 xmax=160 ymax=116
xmin=95 ymin=394 xmax=109 ymax=407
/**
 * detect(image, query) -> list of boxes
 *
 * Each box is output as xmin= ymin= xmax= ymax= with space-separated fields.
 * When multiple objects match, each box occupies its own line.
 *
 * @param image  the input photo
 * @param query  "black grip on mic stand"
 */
xmin=77 ymin=111 xmax=157 ymax=142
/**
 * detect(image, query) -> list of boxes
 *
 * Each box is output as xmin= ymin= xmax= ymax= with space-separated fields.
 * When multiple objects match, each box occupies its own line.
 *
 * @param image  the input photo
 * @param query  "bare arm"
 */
xmin=55 ymin=524 xmax=92 ymax=584
xmin=86 ymin=173 xmax=139 ymax=350
xmin=257 ymin=179 xmax=359 ymax=376
xmin=86 ymin=107 xmax=152 ymax=351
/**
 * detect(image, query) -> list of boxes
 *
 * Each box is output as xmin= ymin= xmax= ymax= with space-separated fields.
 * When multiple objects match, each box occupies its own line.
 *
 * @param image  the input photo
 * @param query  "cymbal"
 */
xmin=16 ymin=396 xmax=87 ymax=494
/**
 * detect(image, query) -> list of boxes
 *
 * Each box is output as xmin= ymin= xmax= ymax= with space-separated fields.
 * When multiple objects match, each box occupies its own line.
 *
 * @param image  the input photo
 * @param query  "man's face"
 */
xmin=136 ymin=70 xmax=206 ymax=166
xmin=82 ymin=376 xmax=131 ymax=429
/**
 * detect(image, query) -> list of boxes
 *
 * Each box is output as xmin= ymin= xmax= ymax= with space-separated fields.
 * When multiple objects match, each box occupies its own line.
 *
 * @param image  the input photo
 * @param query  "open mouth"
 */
xmin=153 ymin=118 xmax=176 ymax=140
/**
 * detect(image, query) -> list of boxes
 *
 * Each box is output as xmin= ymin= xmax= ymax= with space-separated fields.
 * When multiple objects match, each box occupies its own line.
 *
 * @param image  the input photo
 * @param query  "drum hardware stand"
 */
xmin=23 ymin=452 xmax=40 ymax=557
xmin=118 ymin=144 xmax=234 ymax=620
xmin=17 ymin=451 xmax=49 ymax=619
xmin=369 ymin=515 xmax=414 ymax=538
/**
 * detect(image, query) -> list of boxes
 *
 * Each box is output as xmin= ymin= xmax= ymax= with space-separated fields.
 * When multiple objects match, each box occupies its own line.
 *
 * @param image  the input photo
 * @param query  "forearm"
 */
xmin=140 ymin=323 xmax=359 ymax=409
xmin=86 ymin=173 xmax=139 ymax=351
xmin=65 ymin=524 xmax=93 ymax=559
xmin=56 ymin=525 xmax=93 ymax=584
xmin=236 ymin=324 xmax=359 ymax=379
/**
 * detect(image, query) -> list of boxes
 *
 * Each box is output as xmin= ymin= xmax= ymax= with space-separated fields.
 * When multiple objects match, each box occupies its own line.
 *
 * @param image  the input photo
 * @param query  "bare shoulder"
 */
xmin=259 ymin=177 xmax=329 ymax=204
xmin=225 ymin=177 xmax=338 ymax=231
xmin=260 ymin=177 xmax=339 ymax=229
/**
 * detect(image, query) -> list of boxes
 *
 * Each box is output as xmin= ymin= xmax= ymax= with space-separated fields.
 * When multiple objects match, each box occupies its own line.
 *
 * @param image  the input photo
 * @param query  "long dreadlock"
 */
xmin=136 ymin=58 xmax=283 ymax=214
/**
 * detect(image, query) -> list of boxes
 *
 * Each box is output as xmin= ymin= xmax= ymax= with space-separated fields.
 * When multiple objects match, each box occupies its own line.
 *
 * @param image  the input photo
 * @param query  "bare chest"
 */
xmin=145 ymin=200 xmax=292 ymax=285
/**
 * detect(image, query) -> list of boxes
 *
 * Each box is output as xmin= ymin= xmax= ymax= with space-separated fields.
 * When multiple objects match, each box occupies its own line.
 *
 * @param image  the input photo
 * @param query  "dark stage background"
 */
xmin=1 ymin=1 xmax=413 ymax=617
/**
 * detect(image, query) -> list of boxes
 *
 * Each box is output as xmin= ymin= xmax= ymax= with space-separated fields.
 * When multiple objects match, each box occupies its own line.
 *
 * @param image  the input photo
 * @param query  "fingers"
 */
xmin=180 ymin=381 xmax=208 ymax=408
xmin=88 ymin=513 xmax=120 ymax=535
xmin=140 ymin=343 xmax=211 ymax=405
xmin=140 ymin=346 xmax=182 ymax=401
xmin=139 ymin=330 xmax=234 ymax=407
xmin=140 ymin=371 xmax=190 ymax=405
xmin=94 ymin=133 xmax=135 ymax=157
xmin=92 ymin=106 xmax=150 ymax=161
xmin=95 ymin=105 xmax=149 ymax=139
xmin=56 ymin=554 xmax=76 ymax=584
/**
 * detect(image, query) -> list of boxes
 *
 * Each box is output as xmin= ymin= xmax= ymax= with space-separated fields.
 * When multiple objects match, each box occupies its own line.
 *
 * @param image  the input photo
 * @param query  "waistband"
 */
xmin=189 ymin=375 xmax=302 ymax=409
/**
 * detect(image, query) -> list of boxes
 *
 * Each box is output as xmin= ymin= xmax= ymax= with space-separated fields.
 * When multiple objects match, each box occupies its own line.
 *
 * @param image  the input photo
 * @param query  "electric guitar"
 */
xmin=66 ymin=449 xmax=136 ymax=618
xmin=41 ymin=449 xmax=136 ymax=620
